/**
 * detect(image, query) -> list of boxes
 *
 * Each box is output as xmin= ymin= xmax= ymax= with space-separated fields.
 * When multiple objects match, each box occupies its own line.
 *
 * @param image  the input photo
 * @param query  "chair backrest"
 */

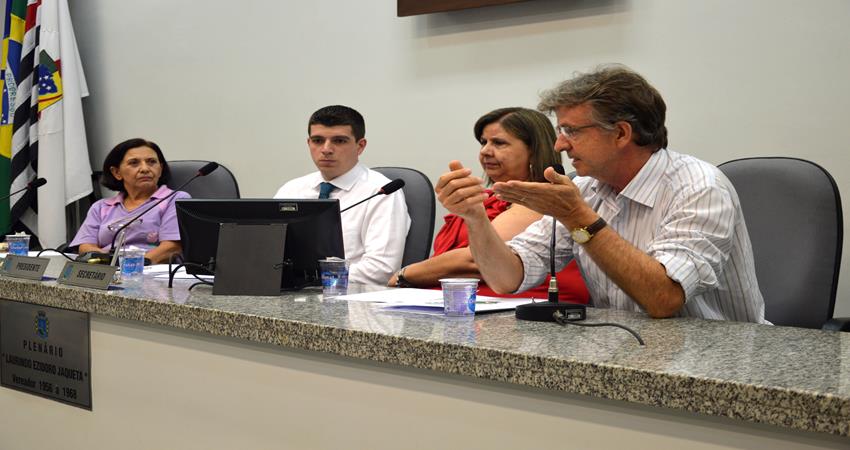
xmin=373 ymin=166 xmax=436 ymax=267
xmin=718 ymin=157 xmax=843 ymax=328
xmin=166 ymin=160 xmax=241 ymax=199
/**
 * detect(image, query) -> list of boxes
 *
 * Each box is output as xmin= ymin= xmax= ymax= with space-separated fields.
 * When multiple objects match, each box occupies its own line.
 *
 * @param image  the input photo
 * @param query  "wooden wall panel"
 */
xmin=397 ymin=0 xmax=533 ymax=17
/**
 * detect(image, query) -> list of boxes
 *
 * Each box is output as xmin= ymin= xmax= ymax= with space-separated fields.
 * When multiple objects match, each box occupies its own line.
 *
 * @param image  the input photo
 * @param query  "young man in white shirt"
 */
xmin=274 ymin=105 xmax=410 ymax=285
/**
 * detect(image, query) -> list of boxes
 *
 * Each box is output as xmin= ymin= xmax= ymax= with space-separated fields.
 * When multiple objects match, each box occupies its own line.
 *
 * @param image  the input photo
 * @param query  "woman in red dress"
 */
xmin=388 ymin=108 xmax=589 ymax=304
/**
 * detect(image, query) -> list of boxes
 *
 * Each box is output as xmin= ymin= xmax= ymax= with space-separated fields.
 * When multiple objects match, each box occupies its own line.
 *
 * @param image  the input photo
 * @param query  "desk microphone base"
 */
xmin=515 ymin=301 xmax=586 ymax=322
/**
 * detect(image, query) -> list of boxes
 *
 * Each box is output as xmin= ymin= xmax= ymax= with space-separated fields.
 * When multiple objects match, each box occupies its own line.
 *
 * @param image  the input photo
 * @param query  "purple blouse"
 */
xmin=70 ymin=185 xmax=191 ymax=251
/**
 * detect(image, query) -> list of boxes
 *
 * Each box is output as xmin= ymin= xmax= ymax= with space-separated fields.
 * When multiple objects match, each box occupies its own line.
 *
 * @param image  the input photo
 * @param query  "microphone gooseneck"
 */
xmin=107 ymin=162 xmax=221 ymax=265
xmin=340 ymin=178 xmax=404 ymax=213
xmin=548 ymin=164 xmax=565 ymax=302
xmin=0 ymin=177 xmax=47 ymax=202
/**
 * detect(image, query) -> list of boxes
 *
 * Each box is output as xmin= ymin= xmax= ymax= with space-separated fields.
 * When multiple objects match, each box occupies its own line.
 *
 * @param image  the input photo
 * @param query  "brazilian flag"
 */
xmin=1 ymin=0 xmax=26 ymax=235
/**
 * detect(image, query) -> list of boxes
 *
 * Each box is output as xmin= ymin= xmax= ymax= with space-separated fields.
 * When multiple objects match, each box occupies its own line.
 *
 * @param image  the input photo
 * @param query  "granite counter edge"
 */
xmin=1 ymin=279 xmax=847 ymax=437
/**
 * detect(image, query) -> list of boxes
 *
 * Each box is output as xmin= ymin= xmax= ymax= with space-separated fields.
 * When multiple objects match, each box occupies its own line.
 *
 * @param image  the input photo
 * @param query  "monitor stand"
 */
xmin=213 ymin=223 xmax=286 ymax=296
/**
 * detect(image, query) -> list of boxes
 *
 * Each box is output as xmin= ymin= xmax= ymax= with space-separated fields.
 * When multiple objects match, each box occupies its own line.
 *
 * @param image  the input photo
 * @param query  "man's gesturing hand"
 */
xmin=435 ymin=160 xmax=488 ymax=221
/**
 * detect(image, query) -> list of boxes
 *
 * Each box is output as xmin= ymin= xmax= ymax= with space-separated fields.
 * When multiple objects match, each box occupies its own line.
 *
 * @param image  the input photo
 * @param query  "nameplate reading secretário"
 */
xmin=57 ymin=262 xmax=118 ymax=290
xmin=1 ymin=255 xmax=49 ymax=281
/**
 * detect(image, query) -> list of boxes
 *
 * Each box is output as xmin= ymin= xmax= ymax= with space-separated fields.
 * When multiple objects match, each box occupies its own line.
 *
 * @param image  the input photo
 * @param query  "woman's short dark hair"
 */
xmin=101 ymin=138 xmax=171 ymax=192
xmin=474 ymin=107 xmax=559 ymax=184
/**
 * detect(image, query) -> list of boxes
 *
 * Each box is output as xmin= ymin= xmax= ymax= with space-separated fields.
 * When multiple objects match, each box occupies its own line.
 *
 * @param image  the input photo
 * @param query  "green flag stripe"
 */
xmin=0 ymin=157 xmax=10 ymax=234
xmin=10 ymin=0 xmax=26 ymax=20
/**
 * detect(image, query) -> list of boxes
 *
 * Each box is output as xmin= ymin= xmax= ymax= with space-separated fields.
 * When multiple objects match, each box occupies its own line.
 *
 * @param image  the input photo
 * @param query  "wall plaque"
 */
xmin=0 ymin=300 xmax=92 ymax=409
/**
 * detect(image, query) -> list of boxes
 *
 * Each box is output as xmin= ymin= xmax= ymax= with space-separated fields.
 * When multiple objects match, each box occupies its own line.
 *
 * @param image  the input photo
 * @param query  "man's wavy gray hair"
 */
xmin=538 ymin=64 xmax=668 ymax=150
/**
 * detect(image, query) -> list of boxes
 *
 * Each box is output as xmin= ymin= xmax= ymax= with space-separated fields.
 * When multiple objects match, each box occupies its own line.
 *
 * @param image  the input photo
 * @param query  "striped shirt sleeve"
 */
xmin=649 ymin=182 xmax=736 ymax=302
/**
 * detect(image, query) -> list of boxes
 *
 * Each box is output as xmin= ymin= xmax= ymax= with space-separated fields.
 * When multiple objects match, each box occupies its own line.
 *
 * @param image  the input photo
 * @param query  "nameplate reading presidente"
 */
xmin=1 ymin=255 xmax=49 ymax=281
xmin=0 ymin=300 xmax=92 ymax=409
xmin=57 ymin=261 xmax=117 ymax=290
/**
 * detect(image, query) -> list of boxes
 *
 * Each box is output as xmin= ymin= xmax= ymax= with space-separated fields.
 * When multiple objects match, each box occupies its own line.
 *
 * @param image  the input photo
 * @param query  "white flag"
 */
xmin=14 ymin=0 xmax=92 ymax=248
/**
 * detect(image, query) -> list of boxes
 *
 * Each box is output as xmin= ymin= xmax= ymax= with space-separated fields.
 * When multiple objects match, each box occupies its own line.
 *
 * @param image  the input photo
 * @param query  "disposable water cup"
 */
xmin=119 ymin=247 xmax=146 ymax=285
xmin=439 ymin=278 xmax=479 ymax=316
xmin=6 ymin=234 xmax=30 ymax=256
xmin=319 ymin=258 xmax=349 ymax=297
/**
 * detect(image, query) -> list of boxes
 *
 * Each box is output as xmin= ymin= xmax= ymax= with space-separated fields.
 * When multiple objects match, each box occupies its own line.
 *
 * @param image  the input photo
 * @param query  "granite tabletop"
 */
xmin=1 ymin=256 xmax=849 ymax=437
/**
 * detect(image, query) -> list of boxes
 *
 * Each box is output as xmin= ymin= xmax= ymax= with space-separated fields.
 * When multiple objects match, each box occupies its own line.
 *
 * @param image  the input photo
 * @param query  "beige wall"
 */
xmin=68 ymin=0 xmax=850 ymax=315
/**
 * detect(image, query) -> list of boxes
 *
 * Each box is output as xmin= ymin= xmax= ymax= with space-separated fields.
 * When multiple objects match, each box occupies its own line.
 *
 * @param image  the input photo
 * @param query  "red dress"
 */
xmin=432 ymin=191 xmax=590 ymax=304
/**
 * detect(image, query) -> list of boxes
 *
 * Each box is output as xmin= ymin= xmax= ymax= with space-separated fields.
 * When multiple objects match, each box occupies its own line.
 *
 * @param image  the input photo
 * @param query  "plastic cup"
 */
xmin=6 ymin=234 xmax=30 ymax=256
xmin=119 ymin=246 xmax=146 ymax=285
xmin=319 ymin=258 xmax=349 ymax=297
xmin=439 ymin=278 xmax=479 ymax=316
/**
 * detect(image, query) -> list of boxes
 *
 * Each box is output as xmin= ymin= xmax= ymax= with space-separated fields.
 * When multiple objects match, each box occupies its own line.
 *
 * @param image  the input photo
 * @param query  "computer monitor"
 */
xmin=175 ymin=198 xmax=344 ymax=290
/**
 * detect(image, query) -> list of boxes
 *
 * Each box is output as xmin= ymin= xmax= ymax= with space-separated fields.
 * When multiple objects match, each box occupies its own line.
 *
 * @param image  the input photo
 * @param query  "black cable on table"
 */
xmin=553 ymin=310 xmax=646 ymax=346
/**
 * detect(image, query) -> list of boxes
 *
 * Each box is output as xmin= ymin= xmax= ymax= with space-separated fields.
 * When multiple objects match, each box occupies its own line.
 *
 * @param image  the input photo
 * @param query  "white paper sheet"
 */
xmin=147 ymin=265 xmax=214 ymax=280
xmin=334 ymin=288 xmax=529 ymax=312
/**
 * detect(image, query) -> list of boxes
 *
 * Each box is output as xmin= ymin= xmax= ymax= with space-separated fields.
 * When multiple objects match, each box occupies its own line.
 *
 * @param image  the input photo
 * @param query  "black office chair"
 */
xmin=167 ymin=160 xmax=240 ymax=199
xmin=373 ymin=166 xmax=436 ymax=267
xmin=718 ymin=157 xmax=848 ymax=331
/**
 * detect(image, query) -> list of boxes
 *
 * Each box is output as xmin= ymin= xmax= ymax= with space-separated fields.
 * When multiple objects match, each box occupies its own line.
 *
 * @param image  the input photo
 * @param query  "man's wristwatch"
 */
xmin=570 ymin=217 xmax=607 ymax=244
xmin=395 ymin=266 xmax=413 ymax=288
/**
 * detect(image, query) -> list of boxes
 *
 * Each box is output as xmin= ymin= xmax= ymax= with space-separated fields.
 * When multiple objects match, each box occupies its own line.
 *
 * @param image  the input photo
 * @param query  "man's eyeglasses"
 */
xmin=556 ymin=124 xmax=601 ymax=139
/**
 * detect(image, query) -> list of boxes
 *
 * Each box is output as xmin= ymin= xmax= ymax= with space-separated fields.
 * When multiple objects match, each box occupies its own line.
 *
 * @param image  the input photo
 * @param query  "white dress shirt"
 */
xmin=507 ymin=149 xmax=767 ymax=323
xmin=274 ymin=163 xmax=410 ymax=285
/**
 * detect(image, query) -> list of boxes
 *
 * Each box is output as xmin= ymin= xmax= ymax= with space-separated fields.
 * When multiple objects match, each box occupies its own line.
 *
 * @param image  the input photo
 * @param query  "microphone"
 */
xmin=339 ymin=179 xmax=405 ymax=213
xmin=515 ymin=164 xmax=586 ymax=322
xmin=0 ymin=177 xmax=47 ymax=201
xmin=76 ymin=162 xmax=220 ymax=266
xmin=379 ymin=178 xmax=404 ymax=195
xmin=196 ymin=162 xmax=219 ymax=176
xmin=548 ymin=164 xmax=565 ymax=302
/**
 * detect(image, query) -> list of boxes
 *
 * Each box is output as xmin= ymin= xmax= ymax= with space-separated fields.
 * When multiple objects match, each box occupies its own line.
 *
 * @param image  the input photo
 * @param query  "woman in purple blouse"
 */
xmin=70 ymin=138 xmax=190 ymax=264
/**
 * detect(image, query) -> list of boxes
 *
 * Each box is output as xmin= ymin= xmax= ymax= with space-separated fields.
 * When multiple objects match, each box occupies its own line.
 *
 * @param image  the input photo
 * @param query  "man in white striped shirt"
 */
xmin=436 ymin=65 xmax=766 ymax=322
